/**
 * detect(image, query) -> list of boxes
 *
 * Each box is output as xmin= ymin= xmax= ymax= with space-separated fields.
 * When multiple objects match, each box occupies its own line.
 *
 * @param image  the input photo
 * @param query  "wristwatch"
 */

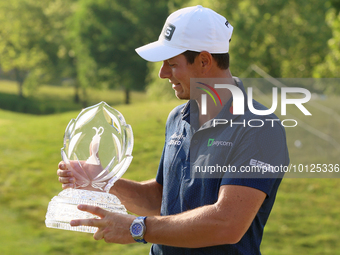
xmin=130 ymin=216 xmax=147 ymax=244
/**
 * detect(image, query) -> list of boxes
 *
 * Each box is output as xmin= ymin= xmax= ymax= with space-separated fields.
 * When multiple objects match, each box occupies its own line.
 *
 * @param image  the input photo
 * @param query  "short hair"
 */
xmin=182 ymin=50 xmax=230 ymax=70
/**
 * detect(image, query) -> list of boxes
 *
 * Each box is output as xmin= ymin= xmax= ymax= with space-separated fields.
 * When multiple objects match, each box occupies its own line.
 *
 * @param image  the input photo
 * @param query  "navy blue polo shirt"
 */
xmin=150 ymin=78 xmax=289 ymax=255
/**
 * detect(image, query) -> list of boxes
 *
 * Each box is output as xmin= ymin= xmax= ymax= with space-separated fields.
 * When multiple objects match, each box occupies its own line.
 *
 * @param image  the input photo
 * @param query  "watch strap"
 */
xmin=130 ymin=216 xmax=147 ymax=244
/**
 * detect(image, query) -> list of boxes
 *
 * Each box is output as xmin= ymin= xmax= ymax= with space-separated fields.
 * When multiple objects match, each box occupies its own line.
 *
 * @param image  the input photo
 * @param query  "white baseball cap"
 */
xmin=135 ymin=5 xmax=233 ymax=62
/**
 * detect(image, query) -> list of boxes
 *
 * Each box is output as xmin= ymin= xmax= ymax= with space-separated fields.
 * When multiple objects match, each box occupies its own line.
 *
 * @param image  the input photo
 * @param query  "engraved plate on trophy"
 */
xmin=45 ymin=101 xmax=133 ymax=233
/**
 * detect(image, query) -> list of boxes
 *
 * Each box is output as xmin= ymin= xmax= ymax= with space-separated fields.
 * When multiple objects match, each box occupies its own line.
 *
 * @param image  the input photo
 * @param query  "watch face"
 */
xmin=131 ymin=223 xmax=143 ymax=236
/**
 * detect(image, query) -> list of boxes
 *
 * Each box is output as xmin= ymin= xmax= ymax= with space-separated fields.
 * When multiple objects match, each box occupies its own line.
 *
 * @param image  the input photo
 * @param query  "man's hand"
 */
xmin=57 ymin=161 xmax=105 ymax=191
xmin=70 ymin=205 xmax=136 ymax=244
xmin=57 ymin=161 xmax=163 ymax=216
xmin=57 ymin=161 xmax=76 ymax=189
xmin=143 ymin=185 xmax=266 ymax=247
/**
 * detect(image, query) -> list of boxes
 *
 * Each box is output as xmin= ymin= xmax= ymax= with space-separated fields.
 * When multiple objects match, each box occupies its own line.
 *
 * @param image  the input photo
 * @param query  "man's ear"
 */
xmin=197 ymin=51 xmax=213 ymax=74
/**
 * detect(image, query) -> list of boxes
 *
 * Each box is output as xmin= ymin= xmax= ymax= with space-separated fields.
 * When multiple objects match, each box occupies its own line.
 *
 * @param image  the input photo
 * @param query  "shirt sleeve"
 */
xmin=221 ymin=119 xmax=289 ymax=197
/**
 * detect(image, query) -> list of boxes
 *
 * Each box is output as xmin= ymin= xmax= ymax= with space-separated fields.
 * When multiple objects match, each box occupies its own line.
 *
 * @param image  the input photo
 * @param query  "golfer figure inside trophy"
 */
xmin=45 ymin=101 xmax=133 ymax=233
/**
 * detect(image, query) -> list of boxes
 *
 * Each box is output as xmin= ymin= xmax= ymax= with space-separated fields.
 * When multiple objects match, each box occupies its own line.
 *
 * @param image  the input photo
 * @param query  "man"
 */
xmin=57 ymin=5 xmax=289 ymax=254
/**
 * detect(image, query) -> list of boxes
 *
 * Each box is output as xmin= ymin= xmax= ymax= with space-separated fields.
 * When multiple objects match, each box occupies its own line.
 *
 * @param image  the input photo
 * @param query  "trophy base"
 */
xmin=45 ymin=188 xmax=127 ymax=233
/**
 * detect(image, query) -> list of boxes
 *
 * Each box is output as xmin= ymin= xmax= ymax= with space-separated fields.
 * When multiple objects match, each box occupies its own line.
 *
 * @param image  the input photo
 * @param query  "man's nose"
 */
xmin=159 ymin=61 xmax=172 ymax=79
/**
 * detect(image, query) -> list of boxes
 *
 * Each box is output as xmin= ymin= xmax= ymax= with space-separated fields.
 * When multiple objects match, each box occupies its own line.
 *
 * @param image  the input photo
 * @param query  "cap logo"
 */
xmin=164 ymin=23 xmax=176 ymax=41
xmin=225 ymin=20 xmax=230 ymax=28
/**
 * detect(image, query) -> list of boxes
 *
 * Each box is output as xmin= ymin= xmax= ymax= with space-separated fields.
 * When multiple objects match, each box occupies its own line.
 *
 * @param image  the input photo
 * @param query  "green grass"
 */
xmin=0 ymin=82 xmax=339 ymax=254
xmin=0 ymin=79 xmax=148 ymax=114
xmin=0 ymin=98 xmax=181 ymax=255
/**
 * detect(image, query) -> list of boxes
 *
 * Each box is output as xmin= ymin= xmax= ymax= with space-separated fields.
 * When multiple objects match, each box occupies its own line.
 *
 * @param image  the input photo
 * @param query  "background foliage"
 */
xmin=0 ymin=0 xmax=339 ymax=106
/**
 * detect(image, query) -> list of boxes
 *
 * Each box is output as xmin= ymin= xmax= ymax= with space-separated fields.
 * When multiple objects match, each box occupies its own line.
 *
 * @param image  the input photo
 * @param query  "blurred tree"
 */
xmin=70 ymin=0 xmax=168 ymax=104
xmin=145 ymin=0 xmax=191 ymax=101
xmin=0 ymin=0 xmax=168 ymax=105
xmin=43 ymin=0 xmax=81 ymax=103
xmin=0 ymin=0 xmax=57 ymax=98
xmin=221 ymin=0 xmax=332 ymax=81
xmin=146 ymin=0 xmax=333 ymax=99
xmin=330 ymin=0 xmax=340 ymax=13
xmin=146 ymin=61 xmax=175 ymax=101
xmin=313 ymin=3 xmax=340 ymax=93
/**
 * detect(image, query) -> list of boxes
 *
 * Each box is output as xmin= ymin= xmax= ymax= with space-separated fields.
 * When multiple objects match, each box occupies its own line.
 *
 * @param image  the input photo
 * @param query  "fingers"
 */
xmin=94 ymin=231 xmax=104 ymax=241
xmin=62 ymin=183 xmax=75 ymax=189
xmin=57 ymin=170 xmax=73 ymax=178
xmin=57 ymin=161 xmax=75 ymax=188
xmin=77 ymin=204 xmax=107 ymax=218
xmin=58 ymin=161 xmax=67 ymax=170
xmin=58 ymin=173 xmax=75 ymax=183
xmin=57 ymin=161 xmax=73 ymax=178
xmin=70 ymin=218 xmax=103 ymax=228
xmin=69 ymin=207 xmax=133 ymax=244
xmin=70 ymin=205 xmax=108 ymax=235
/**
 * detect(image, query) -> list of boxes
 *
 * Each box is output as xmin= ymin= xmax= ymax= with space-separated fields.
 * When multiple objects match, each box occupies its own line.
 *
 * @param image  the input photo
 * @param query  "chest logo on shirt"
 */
xmin=169 ymin=133 xmax=185 ymax=146
xmin=207 ymin=138 xmax=233 ymax=147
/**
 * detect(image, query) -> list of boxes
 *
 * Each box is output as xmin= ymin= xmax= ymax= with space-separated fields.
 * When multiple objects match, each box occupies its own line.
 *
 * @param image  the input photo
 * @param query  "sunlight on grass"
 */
xmin=0 ymin=79 xmax=149 ymax=114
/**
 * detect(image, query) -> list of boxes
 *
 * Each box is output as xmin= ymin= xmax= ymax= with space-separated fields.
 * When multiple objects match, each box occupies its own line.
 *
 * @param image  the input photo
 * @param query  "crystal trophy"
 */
xmin=45 ymin=101 xmax=133 ymax=233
